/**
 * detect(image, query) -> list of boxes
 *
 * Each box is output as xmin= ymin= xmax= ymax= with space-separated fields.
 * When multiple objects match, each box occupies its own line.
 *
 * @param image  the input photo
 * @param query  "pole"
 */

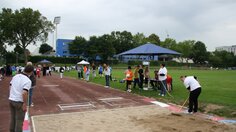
xmin=55 ymin=24 xmax=57 ymax=53
xmin=178 ymin=96 xmax=189 ymax=112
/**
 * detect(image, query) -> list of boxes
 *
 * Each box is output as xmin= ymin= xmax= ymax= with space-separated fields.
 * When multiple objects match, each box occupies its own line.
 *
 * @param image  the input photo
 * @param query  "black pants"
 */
xmin=139 ymin=77 xmax=143 ymax=88
xmin=189 ymin=88 xmax=201 ymax=113
xmin=133 ymin=78 xmax=139 ymax=88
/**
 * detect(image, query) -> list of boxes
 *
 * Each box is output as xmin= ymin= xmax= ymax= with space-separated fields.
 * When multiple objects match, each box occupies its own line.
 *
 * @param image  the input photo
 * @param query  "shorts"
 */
xmin=126 ymin=80 xmax=132 ymax=85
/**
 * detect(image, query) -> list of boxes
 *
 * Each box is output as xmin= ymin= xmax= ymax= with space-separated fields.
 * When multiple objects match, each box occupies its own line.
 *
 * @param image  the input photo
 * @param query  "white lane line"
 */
xmin=150 ymin=101 xmax=170 ymax=107
xmin=98 ymin=97 xmax=123 ymax=101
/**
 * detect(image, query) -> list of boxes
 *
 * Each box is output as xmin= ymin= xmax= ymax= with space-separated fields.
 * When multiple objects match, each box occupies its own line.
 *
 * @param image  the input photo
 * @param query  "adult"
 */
xmin=98 ymin=65 xmax=103 ymax=77
xmin=144 ymin=66 xmax=150 ymax=87
xmin=59 ymin=66 xmax=64 ymax=79
xmin=85 ymin=66 xmax=90 ymax=81
xmin=9 ymin=65 xmax=34 ymax=132
xmin=150 ymin=69 xmax=159 ymax=90
xmin=77 ymin=65 xmax=82 ymax=79
xmin=26 ymin=62 xmax=36 ymax=107
xmin=92 ymin=63 xmax=96 ymax=78
xmin=125 ymin=66 xmax=133 ymax=92
xmin=104 ymin=64 xmax=111 ymax=88
xmin=133 ymin=65 xmax=139 ymax=89
xmin=138 ymin=65 xmax=144 ymax=89
xmin=180 ymin=76 xmax=202 ymax=113
xmin=158 ymin=64 xmax=167 ymax=96
xmin=108 ymin=65 xmax=113 ymax=81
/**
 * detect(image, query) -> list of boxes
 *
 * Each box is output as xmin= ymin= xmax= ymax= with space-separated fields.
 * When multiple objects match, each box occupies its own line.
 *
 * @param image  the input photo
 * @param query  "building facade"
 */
xmin=56 ymin=39 xmax=77 ymax=57
xmin=216 ymin=45 xmax=236 ymax=55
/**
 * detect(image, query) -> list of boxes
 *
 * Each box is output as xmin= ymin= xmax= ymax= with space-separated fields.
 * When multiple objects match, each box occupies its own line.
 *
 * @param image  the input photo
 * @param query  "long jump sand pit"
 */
xmin=32 ymin=105 xmax=236 ymax=132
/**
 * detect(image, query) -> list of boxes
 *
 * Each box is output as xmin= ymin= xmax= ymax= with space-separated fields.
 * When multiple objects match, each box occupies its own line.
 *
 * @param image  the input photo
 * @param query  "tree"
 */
xmin=160 ymin=38 xmax=177 ymax=50
xmin=209 ymin=50 xmax=235 ymax=67
xmin=111 ymin=31 xmax=135 ymax=54
xmin=97 ymin=34 xmax=116 ymax=61
xmin=145 ymin=33 xmax=161 ymax=45
xmin=39 ymin=43 xmax=53 ymax=54
xmin=176 ymin=40 xmax=195 ymax=63
xmin=68 ymin=36 xmax=87 ymax=56
xmin=133 ymin=32 xmax=146 ymax=47
xmin=190 ymin=41 xmax=209 ymax=64
xmin=0 ymin=8 xmax=54 ymax=63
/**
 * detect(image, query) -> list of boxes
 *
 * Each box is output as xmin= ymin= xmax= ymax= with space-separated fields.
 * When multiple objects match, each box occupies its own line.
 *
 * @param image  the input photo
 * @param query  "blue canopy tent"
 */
xmin=116 ymin=43 xmax=181 ymax=61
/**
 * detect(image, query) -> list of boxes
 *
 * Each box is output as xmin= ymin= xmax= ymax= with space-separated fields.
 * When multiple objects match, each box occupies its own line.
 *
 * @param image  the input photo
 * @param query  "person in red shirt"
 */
xmin=125 ymin=66 xmax=133 ymax=92
xmin=36 ymin=66 xmax=41 ymax=78
xmin=166 ymin=74 xmax=173 ymax=92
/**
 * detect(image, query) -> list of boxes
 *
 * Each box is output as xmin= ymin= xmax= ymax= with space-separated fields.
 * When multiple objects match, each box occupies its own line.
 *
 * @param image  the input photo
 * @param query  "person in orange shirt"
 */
xmin=83 ymin=65 xmax=87 ymax=80
xmin=125 ymin=66 xmax=133 ymax=92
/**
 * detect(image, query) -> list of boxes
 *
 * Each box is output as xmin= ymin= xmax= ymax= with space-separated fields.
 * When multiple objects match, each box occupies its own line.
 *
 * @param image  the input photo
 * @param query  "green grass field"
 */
xmin=63 ymin=68 xmax=236 ymax=117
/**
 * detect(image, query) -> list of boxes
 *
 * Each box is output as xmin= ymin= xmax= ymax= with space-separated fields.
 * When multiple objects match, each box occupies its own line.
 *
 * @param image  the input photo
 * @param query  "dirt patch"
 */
xmin=202 ymin=104 xmax=224 ymax=113
xmin=32 ymin=105 xmax=236 ymax=132
xmin=133 ymin=112 xmax=236 ymax=132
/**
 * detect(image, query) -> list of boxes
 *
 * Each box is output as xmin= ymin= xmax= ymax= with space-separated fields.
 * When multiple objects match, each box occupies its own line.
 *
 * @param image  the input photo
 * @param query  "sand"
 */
xmin=32 ymin=105 xmax=236 ymax=132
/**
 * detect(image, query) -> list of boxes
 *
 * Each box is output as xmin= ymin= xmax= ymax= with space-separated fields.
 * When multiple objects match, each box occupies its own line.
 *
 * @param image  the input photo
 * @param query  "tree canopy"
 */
xmin=39 ymin=43 xmax=53 ymax=54
xmin=190 ymin=41 xmax=209 ymax=64
xmin=0 ymin=8 xmax=54 ymax=63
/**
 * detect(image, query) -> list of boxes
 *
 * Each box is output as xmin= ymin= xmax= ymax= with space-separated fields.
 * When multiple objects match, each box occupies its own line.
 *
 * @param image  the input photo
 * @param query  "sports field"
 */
xmin=64 ymin=68 xmax=236 ymax=117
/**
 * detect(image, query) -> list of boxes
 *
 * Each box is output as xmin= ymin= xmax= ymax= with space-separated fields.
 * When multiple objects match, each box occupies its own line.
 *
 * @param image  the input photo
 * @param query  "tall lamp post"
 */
xmin=53 ymin=16 xmax=61 ymax=55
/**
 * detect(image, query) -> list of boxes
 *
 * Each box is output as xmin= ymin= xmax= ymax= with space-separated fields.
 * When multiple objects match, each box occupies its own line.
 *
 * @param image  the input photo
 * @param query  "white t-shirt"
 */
xmin=158 ymin=67 xmax=167 ymax=81
xmin=9 ymin=74 xmax=32 ymax=102
xmin=104 ymin=68 xmax=111 ymax=76
xmin=184 ymin=76 xmax=201 ymax=91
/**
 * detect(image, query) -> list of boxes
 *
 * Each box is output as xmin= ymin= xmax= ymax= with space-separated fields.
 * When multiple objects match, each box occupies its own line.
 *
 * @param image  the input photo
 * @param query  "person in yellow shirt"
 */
xmin=125 ymin=66 xmax=133 ymax=92
xmin=133 ymin=65 xmax=139 ymax=89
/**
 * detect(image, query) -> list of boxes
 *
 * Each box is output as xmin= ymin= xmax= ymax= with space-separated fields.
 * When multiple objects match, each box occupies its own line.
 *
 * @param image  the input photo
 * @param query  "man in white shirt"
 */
xmin=158 ymin=64 xmax=167 ymax=96
xmin=104 ymin=65 xmax=111 ymax=88
xmin=9 ymin=65 xmax=34 ymax=132
xmin=180 ymin=76 xmax=202 ymax=113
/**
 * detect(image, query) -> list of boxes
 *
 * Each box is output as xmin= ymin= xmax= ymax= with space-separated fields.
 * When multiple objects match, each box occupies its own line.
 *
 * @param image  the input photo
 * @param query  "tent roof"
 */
xmin=77 ymin=60 xmax=90 ymax=65
xmin=117 ymin=43 xmax=181 ymax=56
xmin=38 ymin=59 xmax=52 ymax=64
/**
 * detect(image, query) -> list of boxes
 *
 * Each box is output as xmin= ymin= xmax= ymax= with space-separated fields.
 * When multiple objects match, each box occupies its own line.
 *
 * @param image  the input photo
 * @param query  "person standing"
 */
xmin=77 ymin=65 xmax=82 ymax=79
xmin=59 ymin=66 xmax=64 ymax=79
xmin=144 ymin=66 xmax=150 ymax=87
xmin=158 ymin=64 xmax=167 ymax=96
xmin=180 ymin=76 xmax=202 ymax=113
xmin=104 ymin=64 xmax=111 ymax=88
xmin=85 ymin=66 xmax=90 ymax=81
xmin=92 ymin=63 xmax=96 ymax=78
xmin=26 ymin=62 xmax=36 ymax=107
xmin=138 ymin=65 xmax=144 ymax=89
xmin=98 ymin=65 xmax=103 ymax=77
xmin=9 ymin=65 xmax=34 ymax=132
xmin=108 ymin=65 xmax=113 ymax=81
xmin=133 ymin=65 xmax=139 ymax=89
xmin=36 ymin=66 xmax=41 ymax=78
xmin=125 ymin=66 xmax=133 ymax=92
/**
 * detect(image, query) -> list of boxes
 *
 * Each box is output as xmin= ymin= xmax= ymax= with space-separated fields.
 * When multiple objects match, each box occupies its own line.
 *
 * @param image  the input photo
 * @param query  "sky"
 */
xmin=1 ymin=0 xmax=236 ymax=52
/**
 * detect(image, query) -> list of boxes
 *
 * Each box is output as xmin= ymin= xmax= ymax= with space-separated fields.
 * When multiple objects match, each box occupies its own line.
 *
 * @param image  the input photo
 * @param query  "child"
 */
xmin=125 ymin=66 xmax=133 ymax=92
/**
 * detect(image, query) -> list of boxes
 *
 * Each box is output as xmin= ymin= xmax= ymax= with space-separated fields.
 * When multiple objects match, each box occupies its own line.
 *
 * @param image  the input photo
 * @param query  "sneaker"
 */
xmin=183 ymin=110 xmax=193 ymax=114
xmin=158 ymin=93 xmax=161 ymax=96
xmin=128 ymin=89 xmax=132 ymax=92
xmin=30 ymin=103 xmax=34 ymax=107
xmin=161 ymin=94 xmax=164 ymax=97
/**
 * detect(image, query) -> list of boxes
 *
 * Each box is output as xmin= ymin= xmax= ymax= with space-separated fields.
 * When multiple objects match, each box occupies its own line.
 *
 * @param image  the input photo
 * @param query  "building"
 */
xmin=56 ymin=39 xmax=77 ymax=57
xmin=216 ymin=45 xmax=236 ymax=55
